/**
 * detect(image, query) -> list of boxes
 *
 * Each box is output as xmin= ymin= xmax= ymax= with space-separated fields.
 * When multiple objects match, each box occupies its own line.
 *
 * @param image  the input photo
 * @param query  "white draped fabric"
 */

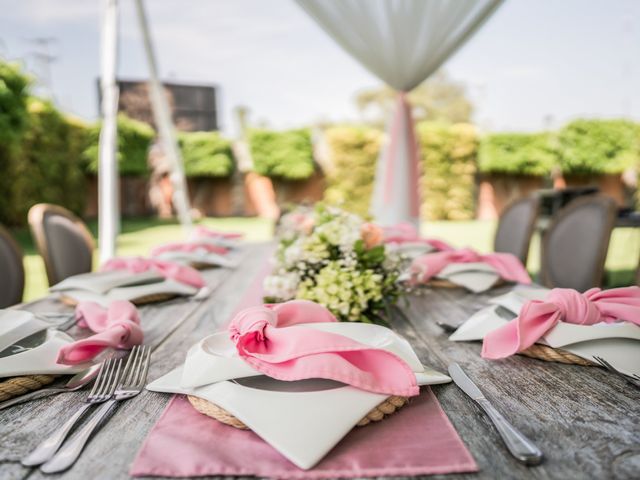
xmin=296 ymin=0 xmax=503 ymax=226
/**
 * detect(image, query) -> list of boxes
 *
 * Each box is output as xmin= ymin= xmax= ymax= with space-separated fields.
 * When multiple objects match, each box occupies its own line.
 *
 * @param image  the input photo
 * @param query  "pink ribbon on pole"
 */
xmin=229 ymin=300 xmax=419 ymax=397
xmin=482 ymin=286 xmax=640 ymax=359
xmin=383 ymin=92 xmax=421 ymax=218
xmin=102 ymin=256 xmax=205 ymax=289
xmin=57 ymin=300 xmax=143 ymax=365
xmin=410 ymin=248 xmax=532 ymax=285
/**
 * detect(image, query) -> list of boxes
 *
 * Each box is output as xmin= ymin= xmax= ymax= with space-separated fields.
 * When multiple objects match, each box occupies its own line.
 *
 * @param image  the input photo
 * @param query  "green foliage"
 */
xmin=179 ymin=131 xmax=235 ymax=177
xmin=558 ymin=119 xmax=640 ymax=175
xmin=84 ymin=114 xmax=154 ymax=176
xmin=0 ymin=61 xmax=31 ymax=223
xmin=0 ymin=61 xmax=30 ymax=148
xmin=323 ymin=126 xmax=382 ymax=217
xmin=3 ymin=99 xmax=89 ymax=224
xmin=249 ymin=128 xmax=314 ymax=180
xmin=478 ymin=132 xmax=558 ymax=176
xmin=417 ymin=122 xmax=478 ymax=221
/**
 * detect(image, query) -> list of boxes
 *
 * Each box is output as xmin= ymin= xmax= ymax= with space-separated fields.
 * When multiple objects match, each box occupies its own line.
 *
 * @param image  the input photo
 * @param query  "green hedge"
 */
xmin=417 ymin=122 xmax=478 ymax=221
xmin=478 ymin=132 xmax=558 ymax=176
xmin=7 ymin=99 xmax=88 ymax=224
xmin=249 ymin=128 xmax=314 ymax=180
xmin=179 ymin=131 xmax=234 ymax=177
xmin=83 ymin=114 xmax=154 ymax=176
xmin=324 ymin=122 xmax=479 ymax=221
xmin=558 ymin=119 xmax=640 ymax=175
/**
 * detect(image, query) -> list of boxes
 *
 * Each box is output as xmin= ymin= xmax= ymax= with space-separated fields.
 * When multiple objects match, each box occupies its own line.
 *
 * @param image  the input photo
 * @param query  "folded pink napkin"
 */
xmin=102 ymin=256 xmax=205 ymax=289
xmin=382 ymin=222 xmax=453 ymax=251
xmin=57 ymin=300 xmax=143 ymax=365
xmin=482 ymin=286 xmax=640 ymax=359
xmin=193 ymin=225 xmax=244 ymax=240
xmin=229 ymin=300 xmax=419 ymax=397
xmin=130 ymin=389 xmax=477 ymax=479
xmin=410 ymin=248 xmax=531 ymax=285
xmin=150 ymin=242 xmax=229 ymax=257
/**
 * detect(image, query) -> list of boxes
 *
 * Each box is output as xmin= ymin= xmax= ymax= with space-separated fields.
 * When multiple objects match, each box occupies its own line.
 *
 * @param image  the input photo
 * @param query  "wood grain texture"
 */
xmin=1 ymin=243 xmax=638 ymax=480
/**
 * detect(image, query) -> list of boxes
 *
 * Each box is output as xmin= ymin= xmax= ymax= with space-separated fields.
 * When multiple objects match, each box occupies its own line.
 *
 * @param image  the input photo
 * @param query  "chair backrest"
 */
xmin=494 ymin=196 xmax=539 ymax=265
xmin=541 ymin=195 xmax=617 ymax=292
xmin=0 ymin=225 xmax=25 ymax=308
xmin=28 ymin=204 xmax=95 ymax=286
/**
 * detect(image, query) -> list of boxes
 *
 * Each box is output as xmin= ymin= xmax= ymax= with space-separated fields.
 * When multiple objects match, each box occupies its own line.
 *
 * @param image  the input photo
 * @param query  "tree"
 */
xmin=355 ymin=70 xmax=473 ymax=126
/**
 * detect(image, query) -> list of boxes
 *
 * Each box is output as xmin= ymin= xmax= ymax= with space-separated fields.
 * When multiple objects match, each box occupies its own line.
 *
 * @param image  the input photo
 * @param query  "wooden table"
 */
xmin=1 ymin=243 xmax=638 ymax=480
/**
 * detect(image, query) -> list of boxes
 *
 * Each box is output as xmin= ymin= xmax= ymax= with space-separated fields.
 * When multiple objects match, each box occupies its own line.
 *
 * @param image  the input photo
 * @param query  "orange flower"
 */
xmin=361 ymin=222 xmax=384 ymax=249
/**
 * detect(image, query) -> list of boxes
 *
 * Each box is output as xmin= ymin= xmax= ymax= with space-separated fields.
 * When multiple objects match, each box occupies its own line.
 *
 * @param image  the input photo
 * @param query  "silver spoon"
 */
xmin=0 ymin=363 xmax=101 ymax=411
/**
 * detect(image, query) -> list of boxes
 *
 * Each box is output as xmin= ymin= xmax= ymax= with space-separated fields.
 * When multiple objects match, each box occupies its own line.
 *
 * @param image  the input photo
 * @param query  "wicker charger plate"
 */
xmin=520 ymin=344 xmax=595 ymax=366
xmin=187 ymin=394 xmax=409 ymax=429
xmin=0 ymin=374 xmax=57 ymax=402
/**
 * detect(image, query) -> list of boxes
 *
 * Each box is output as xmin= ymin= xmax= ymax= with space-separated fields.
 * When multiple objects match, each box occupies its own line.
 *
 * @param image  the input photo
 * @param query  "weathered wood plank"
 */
xmin=1 ymin=244 xmax=638 ymax=480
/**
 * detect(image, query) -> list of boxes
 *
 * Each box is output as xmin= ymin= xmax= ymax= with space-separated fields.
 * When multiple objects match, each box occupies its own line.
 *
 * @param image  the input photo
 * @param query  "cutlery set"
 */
xmin=19 ymin=345 xmax=151 ymax=473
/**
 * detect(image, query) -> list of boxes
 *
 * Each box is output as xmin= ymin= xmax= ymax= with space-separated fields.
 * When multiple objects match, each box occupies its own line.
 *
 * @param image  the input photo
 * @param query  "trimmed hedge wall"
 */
xmin=249 ymin=128 xmax=314 ymax=180
xmin=558 ymin=119 xmax=640 ymax=175
xmin=478 ymin=132 xmax=558 ymax=176
xmin=323 ymin=126 xmax=382 ymax=217
xmin=179 ymin=131 xmax=234 ymax=177
xmin=324 ymin=122 xmax=479 ymax=221
xmin=83 ymin=114 xmax=155 ymax=176
xmin=417 ymin=122 xmax=478 ymax=220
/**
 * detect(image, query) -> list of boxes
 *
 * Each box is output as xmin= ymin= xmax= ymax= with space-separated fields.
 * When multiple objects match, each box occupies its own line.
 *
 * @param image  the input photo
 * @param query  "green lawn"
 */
xmin=14 ymin=217 xmax=639 ymax=302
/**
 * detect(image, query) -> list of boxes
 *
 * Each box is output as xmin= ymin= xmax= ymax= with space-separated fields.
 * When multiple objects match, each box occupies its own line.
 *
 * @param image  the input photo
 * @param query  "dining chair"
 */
xmin=0 ymin=225 xmax=25 ymax=308
xmin=494 ymin=196 xmax=539 ymax=265
xmin=541 ymin=195 xmax=617 ymax=292
xmin=28 ymin=204 xmax=95 ymax=286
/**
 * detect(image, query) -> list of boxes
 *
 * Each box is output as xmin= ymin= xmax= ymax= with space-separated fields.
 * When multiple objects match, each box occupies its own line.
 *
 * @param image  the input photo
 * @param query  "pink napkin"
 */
xmin=482 ymin=286 xmax=640 ymax=359
xmin=151 ymin=242 xmax=229 ymax=257
xmin=193 ymin=225 xmax=244 ymax=240
xmin=230 ymin=300 xmax=419 ymax=397
xmin=57 ymin=300 xmax=143 ymax=365
xmin=130 ymin=388 xmax=477 ymax=479
xmin=382 ymin=222 xmax=453 ymax=251
xmin=102 ymin=256 xmax=205 ymax=289
xmin=411 ymin=248 xmax=531 ymax=285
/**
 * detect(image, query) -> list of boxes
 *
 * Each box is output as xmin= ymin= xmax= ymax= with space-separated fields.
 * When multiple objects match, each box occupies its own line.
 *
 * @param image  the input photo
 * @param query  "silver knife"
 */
xmin=448 ymin=363 xmax=543 ymax=465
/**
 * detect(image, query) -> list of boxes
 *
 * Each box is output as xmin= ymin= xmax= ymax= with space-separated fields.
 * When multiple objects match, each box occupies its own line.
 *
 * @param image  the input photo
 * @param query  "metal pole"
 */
xmin=97 ymin=0 xmax=119 ymax=263
xmin=134 ymin=0 xmax=193 ymax=231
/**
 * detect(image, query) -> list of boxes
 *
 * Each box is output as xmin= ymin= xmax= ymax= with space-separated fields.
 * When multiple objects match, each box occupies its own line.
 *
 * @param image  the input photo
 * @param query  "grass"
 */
xmin=14 ymin=217 xmax=639 ymax=302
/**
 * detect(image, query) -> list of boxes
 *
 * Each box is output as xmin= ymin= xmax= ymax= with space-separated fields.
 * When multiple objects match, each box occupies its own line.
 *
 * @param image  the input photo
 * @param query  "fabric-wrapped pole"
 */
xmin=296 ymin=0 xmax=504 ymax=226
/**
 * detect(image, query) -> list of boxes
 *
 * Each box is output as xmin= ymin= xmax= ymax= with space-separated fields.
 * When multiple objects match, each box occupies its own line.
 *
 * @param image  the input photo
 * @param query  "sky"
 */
xmin=1 ymin=0 xmax=639 ymax=136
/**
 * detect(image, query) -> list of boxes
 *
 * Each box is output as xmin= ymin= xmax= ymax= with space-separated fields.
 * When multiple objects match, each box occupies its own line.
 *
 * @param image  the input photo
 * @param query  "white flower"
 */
xmin=263 ymin=271 xmax=300 ymax=301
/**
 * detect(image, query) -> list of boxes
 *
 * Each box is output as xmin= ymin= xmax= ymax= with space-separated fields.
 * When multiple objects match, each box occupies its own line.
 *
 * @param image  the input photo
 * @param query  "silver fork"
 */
xmin=21 ymin=358 xmax=122 ymax=466
xmin=41 ymin=345 xmax=151 ymax=473
xmin=592 ymin=356 xmax=640 ymax=389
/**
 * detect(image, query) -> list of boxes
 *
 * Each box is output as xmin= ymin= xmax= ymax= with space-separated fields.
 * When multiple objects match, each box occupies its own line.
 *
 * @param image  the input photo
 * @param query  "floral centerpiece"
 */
xmin=264 ymin=205 xmax=404 ymax=324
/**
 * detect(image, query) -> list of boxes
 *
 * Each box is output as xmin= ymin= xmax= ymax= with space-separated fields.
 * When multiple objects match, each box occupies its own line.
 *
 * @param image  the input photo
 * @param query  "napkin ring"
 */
xmin=187 ymin=395 xmax=409 ymax=429
xmin=519 ymin=344 xmax=595 ymax=366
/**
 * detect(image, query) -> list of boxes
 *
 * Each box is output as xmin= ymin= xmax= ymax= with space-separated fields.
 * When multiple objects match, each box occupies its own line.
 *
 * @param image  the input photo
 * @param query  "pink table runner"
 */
xmin=130 ymin=259 xmax=477 ymax=478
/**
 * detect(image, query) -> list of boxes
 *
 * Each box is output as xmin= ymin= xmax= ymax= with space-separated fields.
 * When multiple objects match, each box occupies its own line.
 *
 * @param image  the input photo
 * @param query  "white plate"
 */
xmin=437 ymin=262 xmax=501 ymax=293
xmin=147 ymin=321 xmax=450 ymax=470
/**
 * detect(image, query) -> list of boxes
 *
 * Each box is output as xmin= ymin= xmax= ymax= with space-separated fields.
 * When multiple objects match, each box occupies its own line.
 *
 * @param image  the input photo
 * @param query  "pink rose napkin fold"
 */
xmin=482 ymin=286 xmax=640 ymax=359
xmin=410 ymin=248 xmax=532 ymax=285
xmin=57 ymin=300 xmax=143 ymax=365
xmin=102 ymin=256 xmax=205 ymax=289
xmin=229 ymin=300 xmax=419 ymax=397
xmin=130 ymin=388 xmax=477 ymax=479
xmin=150 ymin=242 xmax=229 ymax=257
xmin=382 ymin=222 xmax=453 ymax=251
